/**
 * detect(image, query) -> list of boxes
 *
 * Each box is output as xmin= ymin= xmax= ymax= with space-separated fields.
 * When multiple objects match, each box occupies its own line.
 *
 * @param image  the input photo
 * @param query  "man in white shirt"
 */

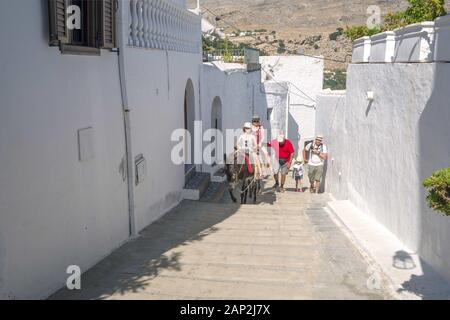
xmin=303 ymin=135 xmax=328 ymax=193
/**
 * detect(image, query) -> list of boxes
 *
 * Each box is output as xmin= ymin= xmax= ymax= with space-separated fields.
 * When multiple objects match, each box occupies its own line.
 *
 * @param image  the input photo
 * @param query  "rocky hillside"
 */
xmin=188 ymin=0 xmax=414 ymax=69
xmin=191 ymin=0 xmax=410 ymax=34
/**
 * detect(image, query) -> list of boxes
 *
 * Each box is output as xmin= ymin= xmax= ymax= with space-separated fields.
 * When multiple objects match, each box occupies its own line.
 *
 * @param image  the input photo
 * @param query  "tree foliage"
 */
xmin=202 ymin=36 xmax=268 ymax=57
xmin=423 ymin=168 xmax=450 ymax=216
xmin=323 ymin=69 xmax=347 ymax=90
xmin=345 ymin=0 xmax=447 ymax=40
xmin=344 ymin=25 xmax=381 ymax=41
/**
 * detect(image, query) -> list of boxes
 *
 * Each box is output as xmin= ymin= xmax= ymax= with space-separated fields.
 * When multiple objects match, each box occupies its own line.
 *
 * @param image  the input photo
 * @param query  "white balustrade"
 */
xmin=370 ymin=31 xmax=396 ymax=63
xmin=352 ymin=14 xmax=450 ymax=64
xmin=394 ymin=22 xmax=436 ymax=63
xmin=128 ymin=0 xmax=200 ymax=53
xmin=352 ymin=36 xmax=371 ymax=63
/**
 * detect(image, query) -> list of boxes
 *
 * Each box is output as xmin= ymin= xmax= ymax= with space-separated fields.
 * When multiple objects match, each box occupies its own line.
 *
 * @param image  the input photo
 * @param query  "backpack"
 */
xmin=307 ymin=142 xmax=324 ymax=161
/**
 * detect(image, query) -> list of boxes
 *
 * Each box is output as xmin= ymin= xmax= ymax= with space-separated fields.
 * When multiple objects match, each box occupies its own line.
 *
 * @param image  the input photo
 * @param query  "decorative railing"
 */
xmin=352 ymin=15 xmax=450 ymax=63
xmin=203 ymin=49 xmax=245 ymax=63
xmin=128 ymin=0 xmax=201 ymax=53
xmin=203 ymin=48 xmax=261 ymax=71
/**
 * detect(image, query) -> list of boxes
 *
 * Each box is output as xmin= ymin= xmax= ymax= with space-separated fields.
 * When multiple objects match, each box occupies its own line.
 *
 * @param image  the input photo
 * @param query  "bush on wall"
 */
xmin=423 ymin=168 xmax=450 ymax=216
xmin=345 ymin=0 xmax=447 ymax=40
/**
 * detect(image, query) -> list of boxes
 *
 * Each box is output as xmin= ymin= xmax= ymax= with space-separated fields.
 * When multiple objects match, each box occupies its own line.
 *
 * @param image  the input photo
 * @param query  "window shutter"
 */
xmin=99 ymin=0 xmax=116 ymax=49
xmin=48 ymin=0 xmax=69 ymax=46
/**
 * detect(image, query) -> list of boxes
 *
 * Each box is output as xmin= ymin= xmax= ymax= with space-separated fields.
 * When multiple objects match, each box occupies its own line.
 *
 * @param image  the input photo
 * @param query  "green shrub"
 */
xmin=344 ymin=0 xmax=447 ymax=40
xmin=404 ymin=0 xmax=447 ymax=24
xmin=382 ymin=12 xmax=408 ymax=31
xmin=329 ymin=28 xmax=344 ymax=41
xmin=323 ymin=69 xmax=347 ymax=90
xmin=344 ymin=25 xmax=381 ymax=41
xmin=423 ymin=168 xmax=450 ymax=216
xmin=277 ymin=40 xmax=286 ymax=54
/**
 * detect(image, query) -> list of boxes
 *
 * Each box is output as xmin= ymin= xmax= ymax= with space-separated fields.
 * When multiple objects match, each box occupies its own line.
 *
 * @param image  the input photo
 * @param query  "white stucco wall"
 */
xmin=0 ymin=0 xmax=201 ymax=299
xmin=261 ymin=81 xmax=290 ymax=142
xmin=315 ymin=90 xmax=347 ymax=196
xmin=0 ymin=0 xmax=130 ymax=299
xmin=316 ymin=63 xmax=450 ymax=283
xmin=123 ymin=48 xmax=201 ymax=231
xmin=200 ymin=63 xmax=267 ymax=173
xmin=260 ymin=56 xmax=324 ymax=151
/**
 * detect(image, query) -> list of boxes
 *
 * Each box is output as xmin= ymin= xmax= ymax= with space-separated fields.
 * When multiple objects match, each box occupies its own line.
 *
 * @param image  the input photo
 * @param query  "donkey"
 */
xmin=224 ymin=152 xmax=257 ymax=204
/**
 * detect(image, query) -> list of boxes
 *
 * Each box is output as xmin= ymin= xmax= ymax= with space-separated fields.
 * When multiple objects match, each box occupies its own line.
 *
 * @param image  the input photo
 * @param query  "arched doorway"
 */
xmin=184 ymin=79 xmax=196 ymax=176
xmin=211 ymin=96 xmax=222 ymax=166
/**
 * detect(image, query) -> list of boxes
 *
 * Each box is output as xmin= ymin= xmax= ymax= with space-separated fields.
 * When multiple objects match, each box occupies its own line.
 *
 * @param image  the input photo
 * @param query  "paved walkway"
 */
xmin=51 ymin=179 xmax=392 ymax=300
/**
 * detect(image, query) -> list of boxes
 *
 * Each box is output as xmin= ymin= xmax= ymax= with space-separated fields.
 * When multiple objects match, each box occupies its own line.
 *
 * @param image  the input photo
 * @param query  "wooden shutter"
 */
xmin=99 ymin=0 xmax=116 ymax=49
xmin=48 ymin=0 xmax=69 ymax=46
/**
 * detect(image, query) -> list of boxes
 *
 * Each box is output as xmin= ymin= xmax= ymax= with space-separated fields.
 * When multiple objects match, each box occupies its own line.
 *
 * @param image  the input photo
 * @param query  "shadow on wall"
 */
xmin=319 ymin=159 xmax=329 ymax=194
xmin=417 ymin=63 xmax=450 ymax=290
xmin=288 ymin=112 xmax=300 ymax=154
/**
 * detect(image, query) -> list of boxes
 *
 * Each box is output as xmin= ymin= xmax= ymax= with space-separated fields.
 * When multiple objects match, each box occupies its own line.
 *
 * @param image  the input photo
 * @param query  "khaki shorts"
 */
xmin=308 ymin=165 xmax=324 ymax=182
xmin=274 ymin=159 xmax=290 ymax=176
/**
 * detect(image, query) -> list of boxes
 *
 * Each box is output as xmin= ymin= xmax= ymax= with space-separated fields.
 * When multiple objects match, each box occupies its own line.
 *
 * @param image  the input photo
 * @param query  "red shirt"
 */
xmin=268 ymin=139 xmax=295 ymax=160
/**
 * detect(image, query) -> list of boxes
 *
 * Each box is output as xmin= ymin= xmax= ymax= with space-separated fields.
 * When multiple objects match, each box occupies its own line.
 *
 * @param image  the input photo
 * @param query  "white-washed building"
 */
xmin=261 ymin=56 xmax=324 ymax=153
xmin=0 ymin=0 xmax=330 ymax=299
xmin=316 ymin=17 xmax=450 ymax=287
xmin=0 ymin=0 xmax=201 ymax=299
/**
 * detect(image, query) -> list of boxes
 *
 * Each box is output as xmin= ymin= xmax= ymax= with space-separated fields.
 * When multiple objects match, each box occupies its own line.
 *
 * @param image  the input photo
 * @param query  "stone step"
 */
xmin=185 ymin=165 xmax=196 ymax=182
xmin=200 ymin=181 xmax=227 ymax=203
xmin=211 ymin=166 xmax=227 ymax=183
xmin=182 ymin=172 xmax=211 ymax=201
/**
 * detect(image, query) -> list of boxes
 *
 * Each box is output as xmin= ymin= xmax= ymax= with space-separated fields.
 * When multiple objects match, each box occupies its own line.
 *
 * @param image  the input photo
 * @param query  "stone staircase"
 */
xmin=182 ymin=167 xmax=228 ymax=202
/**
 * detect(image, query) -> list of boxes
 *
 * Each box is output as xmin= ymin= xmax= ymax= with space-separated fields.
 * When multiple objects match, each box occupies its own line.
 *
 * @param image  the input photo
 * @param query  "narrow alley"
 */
xmin=51 ymin=178 xmax=391 ymax=300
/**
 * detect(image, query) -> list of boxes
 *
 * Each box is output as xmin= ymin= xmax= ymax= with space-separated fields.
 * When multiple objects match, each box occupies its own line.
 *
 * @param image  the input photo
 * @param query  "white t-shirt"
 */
xmin=293 ymin=163 xmax=304 ymax=177
xmin=237 ymin=133 xmax=257 ymax=153
xmin=305 ymin=142 xmax=328 ymax=166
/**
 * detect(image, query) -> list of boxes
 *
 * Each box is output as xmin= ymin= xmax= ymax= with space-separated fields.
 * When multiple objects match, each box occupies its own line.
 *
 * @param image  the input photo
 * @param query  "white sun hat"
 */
xmin=243 ymin=122 xmax=252 ymax=129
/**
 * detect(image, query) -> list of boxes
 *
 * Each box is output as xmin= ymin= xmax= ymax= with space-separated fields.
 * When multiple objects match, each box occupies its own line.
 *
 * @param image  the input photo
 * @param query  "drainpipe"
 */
xmin=198 ymin=62 xmax=203 ymax=172
xmin=117 ymin=0 xmax=137 ymax=238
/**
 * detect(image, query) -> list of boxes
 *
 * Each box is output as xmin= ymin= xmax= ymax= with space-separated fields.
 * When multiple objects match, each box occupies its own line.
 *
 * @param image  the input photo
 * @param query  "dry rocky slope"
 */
xmin=188 ymin=0 xmax=414 ymax=69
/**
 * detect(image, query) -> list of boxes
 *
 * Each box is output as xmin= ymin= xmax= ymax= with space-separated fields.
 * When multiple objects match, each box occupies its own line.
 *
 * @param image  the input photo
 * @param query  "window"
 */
xmin=48 ymin=0 xmax=116 ymax=55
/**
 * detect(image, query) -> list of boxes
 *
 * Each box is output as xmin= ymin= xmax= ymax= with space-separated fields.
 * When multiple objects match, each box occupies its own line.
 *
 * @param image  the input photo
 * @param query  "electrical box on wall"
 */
xmin=135 ymin=154 xmax=146 ymax=186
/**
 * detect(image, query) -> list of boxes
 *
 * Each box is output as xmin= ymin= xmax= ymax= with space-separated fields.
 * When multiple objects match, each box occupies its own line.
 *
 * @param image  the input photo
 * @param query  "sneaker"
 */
xmin=280 ymin=187 xmax=285 ymax=193
xmin=273 ymin=183 xmax=279 ymax=189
